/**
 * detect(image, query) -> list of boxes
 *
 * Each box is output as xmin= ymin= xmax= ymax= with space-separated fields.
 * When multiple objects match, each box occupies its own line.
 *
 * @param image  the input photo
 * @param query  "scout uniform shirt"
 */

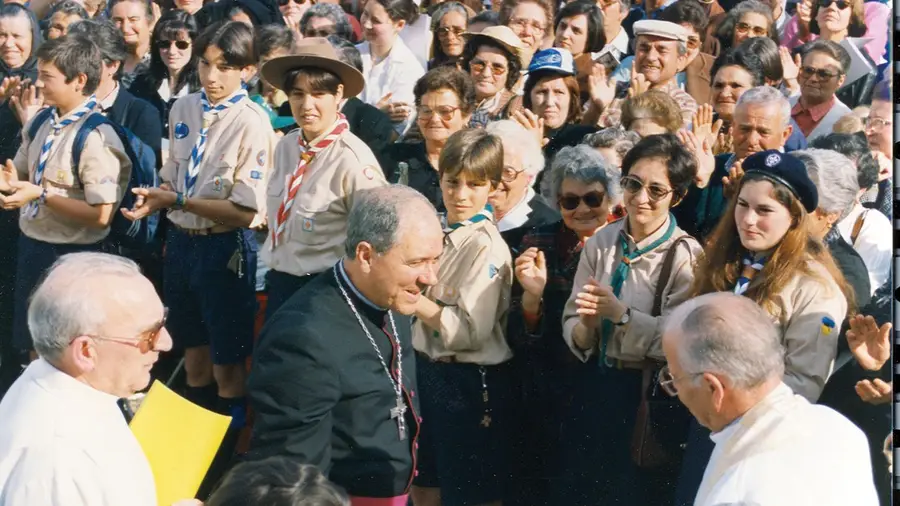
xmin=160 ymin=90 xmax=275 ymax=230
xmin=12 ymin=107 xmax=132 ymax=245
xmin=562 ymin=215 xmax=700 ymax=363
xmin=749 ymin=259 xmax=848 ymax=402
xmin=262 ymin=126 xmax=387 ymax=278
xmin=413 ymin=214 xmax=514 ymax=365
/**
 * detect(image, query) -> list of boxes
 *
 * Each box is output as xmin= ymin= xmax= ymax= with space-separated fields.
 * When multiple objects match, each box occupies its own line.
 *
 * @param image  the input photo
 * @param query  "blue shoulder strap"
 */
xmin=71 ymin=113 xmax=140 ymax=187
xmin=26 ymin=107 xmax=54 ymax=143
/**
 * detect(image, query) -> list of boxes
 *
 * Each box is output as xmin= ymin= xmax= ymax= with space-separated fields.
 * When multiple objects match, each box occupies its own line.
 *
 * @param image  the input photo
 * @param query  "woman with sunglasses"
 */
xmin=714 ymin=0 xmax=778 ymax=52
xmin=278 ymin=0 xmax=312 ymax=35
xmin=387 ymin=66 xmax=475 ymax=217
xmin=561 ymin=134 xmax=701 ymax=505
xmin=782 ymin=0 xmax=887 ymax=65
xmin=506 ymin=144 xmax=619 ymax=503
xmin=129 ymin=9 xmax=201 ymax=147
xmin=673 ymin=149 xmax=853 ymax=505
xmin=428 ymin=2 xmax=468 ymax=70
xmin=461 ymin=25 xmax=526 ymax=128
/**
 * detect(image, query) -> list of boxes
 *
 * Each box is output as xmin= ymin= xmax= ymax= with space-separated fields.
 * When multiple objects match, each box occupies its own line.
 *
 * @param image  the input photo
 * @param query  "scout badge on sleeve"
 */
xmin=820 ymin=317 xmax=835 ymax=335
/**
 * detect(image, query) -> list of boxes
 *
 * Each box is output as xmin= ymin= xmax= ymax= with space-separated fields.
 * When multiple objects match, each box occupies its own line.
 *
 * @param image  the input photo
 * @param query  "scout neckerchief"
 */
xmin=270 ymin=114 xmax=350 ymax=250
xmin=184 ymin=88 xmax=248 ymax=197
xmin=25 ymin=95 xmax=97 ymax=218
xmin=443 ymin=204 xmax=494 ymax=234
xmin=599 ymin=213 xmax=677 ymax=367
xmin=733 ymin=254 xmax=765 ymax=296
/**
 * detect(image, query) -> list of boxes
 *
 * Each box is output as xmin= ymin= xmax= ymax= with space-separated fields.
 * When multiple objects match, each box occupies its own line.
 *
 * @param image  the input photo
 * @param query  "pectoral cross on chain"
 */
xmin=390 ymin=397 xmax=408 ymax=441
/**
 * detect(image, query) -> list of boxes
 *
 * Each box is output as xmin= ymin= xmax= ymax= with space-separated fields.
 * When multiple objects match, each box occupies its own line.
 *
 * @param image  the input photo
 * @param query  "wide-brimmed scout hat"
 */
xmin=463 ymin=25 xmax=529 ymax=68
xmin=261 ymin=37 xmax=365 ymax=97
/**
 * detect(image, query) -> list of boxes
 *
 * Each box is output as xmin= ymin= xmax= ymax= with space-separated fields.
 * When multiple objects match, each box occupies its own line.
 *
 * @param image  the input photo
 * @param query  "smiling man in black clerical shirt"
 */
xmin=247 ymin=185 xmax=444 ymax=505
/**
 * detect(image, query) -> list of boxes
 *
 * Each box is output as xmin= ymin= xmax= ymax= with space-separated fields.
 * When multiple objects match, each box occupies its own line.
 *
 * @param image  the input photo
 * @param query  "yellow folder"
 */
xmin=130 ymin=381 xmax=232 ymax=506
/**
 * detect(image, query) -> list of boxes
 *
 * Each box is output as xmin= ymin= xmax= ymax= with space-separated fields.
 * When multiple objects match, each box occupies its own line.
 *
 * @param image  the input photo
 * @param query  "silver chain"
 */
xmin=332 ymin=265 xmax=404 ymax=404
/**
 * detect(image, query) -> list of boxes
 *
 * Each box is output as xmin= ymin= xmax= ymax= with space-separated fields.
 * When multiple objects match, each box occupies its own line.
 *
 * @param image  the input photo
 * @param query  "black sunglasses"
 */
xmin=159 ymin=39 xmax=190 ymax=51
xmin=559 ymin=191 xmax=606 ymax=210
xmin=799 ymin=66 xmax=841 ymax=80
xmin=818 ymin=0 xmax=850 ymax=8
xmin=277 ymin=0 xmax=308 ymax=6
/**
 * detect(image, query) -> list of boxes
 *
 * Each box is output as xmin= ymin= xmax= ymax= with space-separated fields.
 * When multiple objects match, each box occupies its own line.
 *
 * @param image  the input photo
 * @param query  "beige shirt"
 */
xmin=262 ymin=127 xmax=386 ymax=277
xmin=159 ymin=92 xmax=275 ymax=230
xmin=562 ymin=216 xmax=701 ymax=363
xmin=413 ymin=218 xmax=513 ymax=365
xmin=761 ymin=260 xmax=848 ymax=402
xmin=13 ymin=108 xmax=132 ymax=245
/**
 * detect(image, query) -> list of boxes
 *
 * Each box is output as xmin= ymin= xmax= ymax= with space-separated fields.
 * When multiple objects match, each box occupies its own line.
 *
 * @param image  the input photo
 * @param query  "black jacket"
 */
xmin=385 ymin=142 xmax=444 ymax=214
xmin=247 ymin=265 xmax=420 ymax=498
xmin=499 ymin=194 xmax=561 ymax=257
xmin=105 ymin=88 xmax=163 ymax=170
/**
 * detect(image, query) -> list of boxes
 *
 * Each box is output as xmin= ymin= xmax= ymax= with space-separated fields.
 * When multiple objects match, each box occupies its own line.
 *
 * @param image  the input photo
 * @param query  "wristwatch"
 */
xmin=615 ymin=307 xmax=631 ymax=326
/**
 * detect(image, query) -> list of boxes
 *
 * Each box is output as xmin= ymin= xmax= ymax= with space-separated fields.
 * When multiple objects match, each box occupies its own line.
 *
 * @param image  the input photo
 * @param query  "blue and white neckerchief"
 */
xmin=733 ymin=255 xmax=765 ymax=296
xmin=25 ymin=96 xmax=98 ymax=218
xmin=184 ymin=88 xmax=247 ymax=196
xmin=443 ymin=204 xmax=494 ymax=234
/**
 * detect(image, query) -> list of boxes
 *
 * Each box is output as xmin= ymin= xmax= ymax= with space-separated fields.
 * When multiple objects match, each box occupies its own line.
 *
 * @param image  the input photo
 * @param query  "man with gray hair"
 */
xmin=673 ymin=85 xmax=801 ymax=242
xmin=662 ymin=292 xmax=878 ymax=506
xmin=247 ymin=185 xmax=443 ymax=504
xmin=0 ymin=252 xmax=200 ymax=506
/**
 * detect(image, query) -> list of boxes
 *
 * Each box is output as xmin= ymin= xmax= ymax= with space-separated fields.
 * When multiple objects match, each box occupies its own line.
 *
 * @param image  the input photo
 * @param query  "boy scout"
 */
xmin=259 ymin=38 xmax=387 ymax=318
xmin=411 ymin=129 xmax=514 ymax=506
xmin=0 ymin=36 xmax=132 ymax=356
xmin=122 ymin=21 xmax=274 ymax=422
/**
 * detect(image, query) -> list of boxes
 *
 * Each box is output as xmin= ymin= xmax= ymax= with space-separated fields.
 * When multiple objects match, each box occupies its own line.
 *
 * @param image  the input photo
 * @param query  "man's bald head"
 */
xmin=664 ymin=292 xmax=785 ymax=389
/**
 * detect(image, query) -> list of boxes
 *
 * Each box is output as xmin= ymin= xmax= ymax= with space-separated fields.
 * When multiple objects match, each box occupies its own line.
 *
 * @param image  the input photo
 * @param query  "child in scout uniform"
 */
xmin=0 ymin=36 xmax=132 ymax=357
xmin=258 ymin=37 xmax=387 ymax=318
xmin=676 ymin=150 xmax=853 ymax=504
xmin=561 ymin=134 xmax=701 ymax=505
xmin=411 ymin=129 xmax=514 ymax=506
xmin=121 ymin=21 xmax=274 ymax=424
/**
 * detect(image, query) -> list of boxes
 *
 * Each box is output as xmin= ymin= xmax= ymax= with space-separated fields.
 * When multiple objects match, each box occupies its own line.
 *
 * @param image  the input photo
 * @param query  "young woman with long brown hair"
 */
xmin=675 ymin=149 xmax=853 ymax=505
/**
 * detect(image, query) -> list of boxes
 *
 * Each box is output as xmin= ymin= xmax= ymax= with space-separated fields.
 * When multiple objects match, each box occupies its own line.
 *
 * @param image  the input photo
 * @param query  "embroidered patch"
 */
xmin=174 ymin=122 xmax=189 ymax=139
xmin=765 ymin=153 xmax=781 ymax=167
xmin=213 ymin=176 xmax=223 ymax=192
xmin=820 ymin=316 xmax=835 ymax=335
xmin=56 ymin=169 xmax=67 ymax=183
xmin=488 ymin=264 xmax=498 ymax=279
xmin=256 ymin=150 xmax=266 ymax=167
xmin=250 ymin=170 xmax=263 ymax=180
xmin=302 ymin=217 xmax=315 ymax=232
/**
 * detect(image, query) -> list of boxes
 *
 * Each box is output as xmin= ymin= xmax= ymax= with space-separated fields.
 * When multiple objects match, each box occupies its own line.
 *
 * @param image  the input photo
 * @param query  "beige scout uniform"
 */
xmin=562 ymin=216 xmax=700 ymax=363
xmin=160 ymin=92 xmax=275 ymax=229
xmin=13 ymin=110 xmax=132 ymax=245
xmin=262 ymin=127 xmax=387 ymax=277
xmin=759 ymin=260 xmax=848 ymax=402
xmin=413 ymin=219 xmax=514 ymax=365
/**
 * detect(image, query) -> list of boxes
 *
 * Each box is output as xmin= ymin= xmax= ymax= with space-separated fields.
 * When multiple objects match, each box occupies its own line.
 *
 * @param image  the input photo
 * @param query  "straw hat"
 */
xmin=261 ymin=37 xmax=365 ymax=97
xmin=463 ymin=25 xmax=529 ymax=68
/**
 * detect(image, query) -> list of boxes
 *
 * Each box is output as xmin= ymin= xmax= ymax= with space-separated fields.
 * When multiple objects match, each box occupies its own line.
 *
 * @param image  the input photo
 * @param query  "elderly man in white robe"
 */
xmin=0 ymin=252 xmax=198 ymax=506
xmin=660 ymin=292 xmax=879 ymax=506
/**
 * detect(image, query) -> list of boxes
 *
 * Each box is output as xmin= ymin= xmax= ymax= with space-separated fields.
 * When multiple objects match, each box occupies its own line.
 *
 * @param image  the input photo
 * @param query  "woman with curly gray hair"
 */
xmin=506 ymin=144 xmax=620 ymax=503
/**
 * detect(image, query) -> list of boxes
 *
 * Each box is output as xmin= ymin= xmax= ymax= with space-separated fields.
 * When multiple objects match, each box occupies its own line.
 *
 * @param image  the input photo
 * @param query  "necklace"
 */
xmin=333 ymin=265 xmax=408 ymax=441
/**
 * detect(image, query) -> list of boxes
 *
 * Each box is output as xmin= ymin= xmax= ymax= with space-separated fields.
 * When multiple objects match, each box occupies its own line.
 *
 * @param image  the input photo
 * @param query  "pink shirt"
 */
xmin=780 ymin=1 xmax=888 ymax=64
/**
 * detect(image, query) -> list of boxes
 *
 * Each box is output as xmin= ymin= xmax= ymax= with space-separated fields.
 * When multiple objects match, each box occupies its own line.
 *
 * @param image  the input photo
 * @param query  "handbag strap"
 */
xmin=850 ymin=209 xmax=867 ymax=246
xmin=652 ymin=235 xmax=694 ymax=317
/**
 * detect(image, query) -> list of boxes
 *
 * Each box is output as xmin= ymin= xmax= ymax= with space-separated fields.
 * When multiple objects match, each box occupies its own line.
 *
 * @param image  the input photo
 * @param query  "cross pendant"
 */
xmin=390 ymin=398 xmax=408 ymax=441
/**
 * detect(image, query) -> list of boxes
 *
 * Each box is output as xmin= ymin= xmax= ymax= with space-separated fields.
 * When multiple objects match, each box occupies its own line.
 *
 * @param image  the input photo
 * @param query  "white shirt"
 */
xmin=0 ymin=359 xmax=157 ymax=506
xmin=497 ymin=187 xmax=535 ymax=232
xmin=399 ymin=13 xmax=432 ymax=69
xmin=837 ymin=202 xmax=892 ymax=293
xmin=357 ymin=35 xmax=426 ymax=136
xmin=592 ymin=27 xmax=630 ymax=64
xmin=695 ymin=383 xmax=878 ymax=506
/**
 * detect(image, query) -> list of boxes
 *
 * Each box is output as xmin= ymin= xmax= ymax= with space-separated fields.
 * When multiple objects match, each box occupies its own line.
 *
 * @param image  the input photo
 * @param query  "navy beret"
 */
xmin=741 ymin=150 xmax=818 ymax=213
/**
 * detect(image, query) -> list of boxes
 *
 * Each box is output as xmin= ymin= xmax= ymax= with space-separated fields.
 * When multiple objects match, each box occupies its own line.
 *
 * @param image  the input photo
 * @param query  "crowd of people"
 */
xmin=0 ymin=0 xmax=892 ymax=504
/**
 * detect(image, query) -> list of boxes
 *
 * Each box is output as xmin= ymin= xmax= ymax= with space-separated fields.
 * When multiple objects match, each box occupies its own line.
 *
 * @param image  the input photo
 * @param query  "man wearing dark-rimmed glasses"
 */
xmin=664 ymin=291 xmax=878 ymax=506
xmin=0 ymin=252 xmax=204 ymax=506
xmin=789 ymin=39 xmax=851 ymax=142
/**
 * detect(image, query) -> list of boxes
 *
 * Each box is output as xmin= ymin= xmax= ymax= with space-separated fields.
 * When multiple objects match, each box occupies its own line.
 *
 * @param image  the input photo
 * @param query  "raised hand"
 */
xmin=0 ymin=76 xmax=22 ymax=102
xmin=692 ymin=104 xmax=723 ymax=151
xmin=712 ymin=125 xmax=733 ymax=155
xmin=855 ymin=379 xmax=892 ymax=405
xmin=780 ymin=47 xmax=801 ymax=82
xmin=588 ymin=63 xmax=616 ymax=111
xmin=10 ymin=83 xmax=44 ymax=125
xmin=797 ymin=0 xmax=813 ymax=35
xmin=512 ymin=108 xmax=547 ymax=147
xmin=846 ymin=314 xmax=892 ymax=371
xmin=722 ymin=158 xmax=744 ymax=200
xmin=678 ymin=129 xmax=715 ymax=189
xmin=628 ymin=60 xmax=650 ymax=99
xmin=514 ymin=247 xmax=548 ymax=298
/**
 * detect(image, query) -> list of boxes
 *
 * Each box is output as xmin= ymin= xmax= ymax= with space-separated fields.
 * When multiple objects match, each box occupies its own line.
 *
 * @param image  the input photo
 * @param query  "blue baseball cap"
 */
xmin=527 ymin=47 xmax=576 ymax=76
